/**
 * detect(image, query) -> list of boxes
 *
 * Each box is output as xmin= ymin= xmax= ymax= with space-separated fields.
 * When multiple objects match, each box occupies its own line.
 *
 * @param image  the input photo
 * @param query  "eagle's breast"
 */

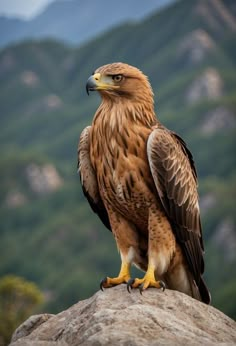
xmin=89 ymin=107 xmax=159 ymax=228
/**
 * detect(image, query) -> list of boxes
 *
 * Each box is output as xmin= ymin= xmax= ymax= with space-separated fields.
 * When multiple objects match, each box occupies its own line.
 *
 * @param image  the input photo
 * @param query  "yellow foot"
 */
xmin=127 ymin=275 xmax=166 ymax=294
xmin=100 ymin=261 xmax=131 ymax=290
xmin=100 ymin=275 xmax=131 ymax=290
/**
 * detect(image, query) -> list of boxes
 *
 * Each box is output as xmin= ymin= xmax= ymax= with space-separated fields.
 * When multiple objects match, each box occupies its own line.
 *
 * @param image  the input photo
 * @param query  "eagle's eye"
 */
xmin=112 ymin=74 xmax=123 ymax=82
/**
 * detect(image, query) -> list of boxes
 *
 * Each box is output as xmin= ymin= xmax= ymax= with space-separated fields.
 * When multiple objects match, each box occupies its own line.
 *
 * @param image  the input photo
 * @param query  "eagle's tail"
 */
xmin=190 ymin=276 xmax=211 ymax=304
xmin=166 ymin=263 xmax=211 ymax=304
xmin=198 ymin=276 xmax=211 ymax=304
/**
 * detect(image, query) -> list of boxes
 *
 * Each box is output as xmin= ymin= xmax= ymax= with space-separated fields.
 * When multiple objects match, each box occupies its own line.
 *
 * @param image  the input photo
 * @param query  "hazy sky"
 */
xmin=0 ymin=0 xmax=54 ymax=19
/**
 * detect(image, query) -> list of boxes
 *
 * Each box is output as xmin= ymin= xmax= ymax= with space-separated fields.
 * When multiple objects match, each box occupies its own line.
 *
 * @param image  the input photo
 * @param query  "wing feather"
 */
xmin=147 ymin=128 xmax=204 ymax=284
xmin=78 ymin=126 xmax=111 ymax=231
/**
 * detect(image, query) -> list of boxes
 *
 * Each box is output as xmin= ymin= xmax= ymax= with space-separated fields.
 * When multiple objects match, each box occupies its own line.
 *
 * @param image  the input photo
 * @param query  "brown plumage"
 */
xmin=78 ymin=62 xmax=211 ymax=304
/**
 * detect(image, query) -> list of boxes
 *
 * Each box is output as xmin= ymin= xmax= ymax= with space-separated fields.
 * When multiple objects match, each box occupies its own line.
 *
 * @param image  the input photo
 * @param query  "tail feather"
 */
xmin=166 ymin=262 xmax=211 ymax=304
xmin=190 ymin=276 xmax=211 ymax=304
xmin=199 ymin=276 xmax=211 ymax=304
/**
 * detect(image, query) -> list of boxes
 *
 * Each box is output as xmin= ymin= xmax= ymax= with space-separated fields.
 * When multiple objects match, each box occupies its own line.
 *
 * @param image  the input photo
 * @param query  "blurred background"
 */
xmin=0 ymin=0 xmax=236 ymax=342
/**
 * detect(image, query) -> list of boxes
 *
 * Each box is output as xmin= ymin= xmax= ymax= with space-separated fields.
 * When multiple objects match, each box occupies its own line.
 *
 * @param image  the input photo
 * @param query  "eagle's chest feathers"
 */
xmin=90 ymin=105 xmax=156 ymax=220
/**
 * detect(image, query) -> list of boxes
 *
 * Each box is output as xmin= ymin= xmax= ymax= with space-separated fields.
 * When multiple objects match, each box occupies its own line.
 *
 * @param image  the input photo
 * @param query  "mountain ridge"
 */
xmin=0 ymin=0 xmax=174 ymax=48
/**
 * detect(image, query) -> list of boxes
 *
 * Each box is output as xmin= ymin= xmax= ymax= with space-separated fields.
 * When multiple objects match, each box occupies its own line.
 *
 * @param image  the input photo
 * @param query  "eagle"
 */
xmin=78 ymin=62 xmax=211 ymax=303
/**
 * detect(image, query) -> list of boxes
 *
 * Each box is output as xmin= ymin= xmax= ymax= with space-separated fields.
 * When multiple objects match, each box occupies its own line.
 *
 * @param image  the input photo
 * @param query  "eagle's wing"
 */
xmin=147 ymin=127 xmax=204 ymax=285
xmin=78 ymin=126 xmax=111 ymax=231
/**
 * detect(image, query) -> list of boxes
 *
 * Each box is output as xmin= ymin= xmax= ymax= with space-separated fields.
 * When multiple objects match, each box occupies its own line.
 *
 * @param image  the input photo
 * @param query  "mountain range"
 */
xmin=0 ymin=0 xmax=236 ymax=319
xmin=0 ymin=0 xmax=173 ymax=48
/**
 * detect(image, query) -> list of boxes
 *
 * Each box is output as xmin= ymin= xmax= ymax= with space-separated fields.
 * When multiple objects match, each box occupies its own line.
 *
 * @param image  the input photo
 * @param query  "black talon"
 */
xmin=127 ymin=278 xmax=135 ymax=293
xmin=160 ymin=280 xmax=166 ymax=292
xmin=139 ymin=283 xmax=145 ymax=295
xmin=100 ymin=277 xmax=107 ymax=291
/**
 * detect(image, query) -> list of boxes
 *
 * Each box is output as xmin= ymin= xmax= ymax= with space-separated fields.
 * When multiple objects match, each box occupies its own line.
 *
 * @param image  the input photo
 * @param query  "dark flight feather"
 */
xmin=147 ymin=127 xmax=210 ymax=304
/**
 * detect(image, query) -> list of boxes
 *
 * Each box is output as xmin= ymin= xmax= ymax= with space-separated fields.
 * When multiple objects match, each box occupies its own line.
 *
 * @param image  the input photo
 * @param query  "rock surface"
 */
xmin=201 ymin=107 xmax=236 ymax=135
xmin=186 ymin=68 xmax=223 ymax=104
xmin=178 ymin=29 xmax=215 ymax=64
xmin=25 ymin=163 xmax=63 ymax=195
xmin=10 ymin=286 xmax=236 ymax=346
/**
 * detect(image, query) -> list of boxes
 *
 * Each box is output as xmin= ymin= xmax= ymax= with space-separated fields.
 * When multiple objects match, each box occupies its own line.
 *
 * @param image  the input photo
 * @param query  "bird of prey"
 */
xmin=78 ymin=62 xmax=211 ymax=303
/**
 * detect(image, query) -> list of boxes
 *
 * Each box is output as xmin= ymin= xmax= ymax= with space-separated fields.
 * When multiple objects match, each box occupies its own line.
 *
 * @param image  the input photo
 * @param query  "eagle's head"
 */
xmin=86 ymin=62 xmax=154 ymax=104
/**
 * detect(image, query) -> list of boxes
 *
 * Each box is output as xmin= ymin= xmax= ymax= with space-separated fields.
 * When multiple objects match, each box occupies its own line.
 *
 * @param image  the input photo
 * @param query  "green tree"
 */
xmin=0 ymin=275 xmax=43 ymax=346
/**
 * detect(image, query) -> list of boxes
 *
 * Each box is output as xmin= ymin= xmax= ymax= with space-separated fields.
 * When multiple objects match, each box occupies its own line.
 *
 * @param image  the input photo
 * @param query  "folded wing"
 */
xmin=147 ymin=127 xmax=204 ymax=285
xmin=78 ymin=126 xmax=111 ymax=231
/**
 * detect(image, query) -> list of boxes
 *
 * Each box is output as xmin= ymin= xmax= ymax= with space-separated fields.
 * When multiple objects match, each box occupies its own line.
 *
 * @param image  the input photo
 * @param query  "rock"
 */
xmin=195 ymin=0 xmax=236 ymax=33
xmin=11 ymin=314 xmax=54 ymax=343
xmin=10 ymin=286 xmax=236 ymax=346
xmin=201 ymin=106 xmax=236 ymax=135
xmin=5 ymin=190 xmax=27 ymax=208
xmin=21 ymin=70 xmax=39 ymax=87
xmin=44 ymin=94 xmax=62 ymax=110
xmin=24 ymin=94 xmax=63 ymax=116
xmin=186 ymin=68 xmax=223 ymax=104
xmin=25 ymin=163 xmax=63 ymax=195
xmin=178 ymin=29 xmax=215 ymax=64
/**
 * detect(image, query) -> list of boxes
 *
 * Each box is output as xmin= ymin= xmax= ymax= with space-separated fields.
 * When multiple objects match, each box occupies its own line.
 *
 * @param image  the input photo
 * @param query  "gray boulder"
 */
xmin=10 ymin=286 xmax=236 ymax=346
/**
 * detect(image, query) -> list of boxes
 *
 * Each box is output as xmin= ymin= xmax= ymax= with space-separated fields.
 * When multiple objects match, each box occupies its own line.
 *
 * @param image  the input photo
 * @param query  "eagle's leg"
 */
xmin=100 ymin=211 xmax=139 ymax=290
xmin=127 ymin=206 xmax=175 ymax=293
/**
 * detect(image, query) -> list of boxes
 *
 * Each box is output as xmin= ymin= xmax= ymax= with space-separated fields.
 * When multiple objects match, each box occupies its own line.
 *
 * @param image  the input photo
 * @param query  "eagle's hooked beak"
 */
xmin=86 ymin=73 xmax=100 ymax=95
